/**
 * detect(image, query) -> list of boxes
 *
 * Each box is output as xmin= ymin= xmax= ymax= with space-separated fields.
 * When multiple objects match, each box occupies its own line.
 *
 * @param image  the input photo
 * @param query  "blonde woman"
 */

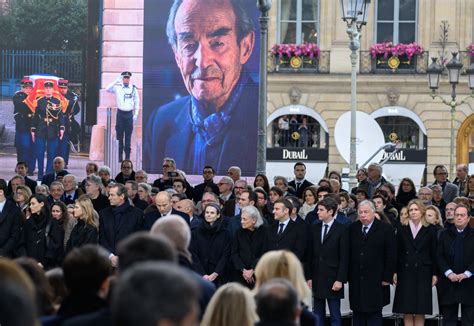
xmin=201 ymin=283 xmax=257 ymax=326
xmin=65 ymin=195 xmax=98 ymax=254
xmin=393 ymin=199 xmax=437 ymax=326
xmin=14 ymin=185 xmax=32 ymax=217
xmin=254 ymin=250 xmax=317 ymax=326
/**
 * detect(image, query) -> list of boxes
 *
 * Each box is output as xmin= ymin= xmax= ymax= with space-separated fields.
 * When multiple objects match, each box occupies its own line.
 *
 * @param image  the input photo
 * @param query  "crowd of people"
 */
xmin=0 ymin=156 xmax=473 ymax=326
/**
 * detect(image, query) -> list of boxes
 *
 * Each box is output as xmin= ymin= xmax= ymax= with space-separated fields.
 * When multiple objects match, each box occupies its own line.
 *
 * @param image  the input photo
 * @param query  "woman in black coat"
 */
xmin=21 ymin=194 xmax=63 ymax=269
xmin=231 ymin=206 xmax=265 ymax=287
xmin=66 ymin=195 xmax=98 ymax=254
xmin=395 ymin=178 xmax=418 ymax=211
xmin=393 ymin=199 xmax=438 ymax=326
xmin=190 ymin=202 xmax=231 ymax=286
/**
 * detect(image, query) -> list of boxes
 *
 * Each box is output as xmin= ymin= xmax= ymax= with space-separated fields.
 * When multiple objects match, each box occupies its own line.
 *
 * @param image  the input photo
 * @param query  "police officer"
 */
xmin=13 ymin=77 xmax=35 ymax=172
xmin=106 ymin=71 xmax=140 ymax=162
xmin=58 ymin=79 xmax=80 ymax=168
xmin=31 ymin=81 xmax=65 ymax=179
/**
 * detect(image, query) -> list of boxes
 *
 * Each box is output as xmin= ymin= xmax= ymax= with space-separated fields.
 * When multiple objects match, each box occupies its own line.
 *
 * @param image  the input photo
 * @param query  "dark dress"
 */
xmin=393 ymin=224 xmax=437 ymax=314
xmin=231 ymin=226 xmax=265 ymax=286
xmin=21 ymin=212 xmax=64 ymax=268
xmin=65 ymin=219 xmax=98 ymax=254
xmin=190 ymin=218 xmax=231 ymax=285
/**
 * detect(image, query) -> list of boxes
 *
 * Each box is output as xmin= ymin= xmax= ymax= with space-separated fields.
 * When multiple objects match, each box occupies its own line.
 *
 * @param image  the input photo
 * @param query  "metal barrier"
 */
xmin=104 ymin=107 xmax=119 ymax=177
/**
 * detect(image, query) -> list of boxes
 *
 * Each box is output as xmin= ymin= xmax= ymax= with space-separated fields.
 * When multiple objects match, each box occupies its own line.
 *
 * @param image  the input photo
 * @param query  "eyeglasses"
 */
xmin=122 ymin=166 xmax=132 ymax=169
xmin=163 ymin=165 xmax=170 ymax=168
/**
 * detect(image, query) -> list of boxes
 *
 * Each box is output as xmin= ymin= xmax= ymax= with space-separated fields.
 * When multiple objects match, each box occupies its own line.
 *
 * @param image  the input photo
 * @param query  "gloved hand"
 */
xmin=133 ymin=113 xmax=138 ymax=122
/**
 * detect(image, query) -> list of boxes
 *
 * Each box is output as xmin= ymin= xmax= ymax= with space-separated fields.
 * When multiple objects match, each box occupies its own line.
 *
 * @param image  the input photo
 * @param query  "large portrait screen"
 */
xmin=142 ymin=0 xmax=260 ymax=176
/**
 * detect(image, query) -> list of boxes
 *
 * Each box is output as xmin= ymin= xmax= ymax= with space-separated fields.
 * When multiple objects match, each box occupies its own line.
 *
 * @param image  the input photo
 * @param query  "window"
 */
xmin=270 ymin=115 xmax=326 ymax=148
xmin=376 ymin=0 xmax=417 ymax=43
xmin=375 ymin=116 xmax=425 ymax=150
xmin=279 ymin=0 xmax=319 ymax=44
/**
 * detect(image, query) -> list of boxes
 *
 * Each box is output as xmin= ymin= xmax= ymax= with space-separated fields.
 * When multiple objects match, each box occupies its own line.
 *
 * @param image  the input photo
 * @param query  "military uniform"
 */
xmin=58 ymin=79 xmax=80 ymax=167
xmin=13 ymin=79 xmax=35 ymax=169
xmin=32 ymin=87 xmax=65 ymax=179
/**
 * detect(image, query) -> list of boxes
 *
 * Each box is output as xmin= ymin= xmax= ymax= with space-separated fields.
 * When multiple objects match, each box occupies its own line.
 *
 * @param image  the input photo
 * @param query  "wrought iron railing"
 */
xmin=268 ymin=50 xmax=330 ymax=74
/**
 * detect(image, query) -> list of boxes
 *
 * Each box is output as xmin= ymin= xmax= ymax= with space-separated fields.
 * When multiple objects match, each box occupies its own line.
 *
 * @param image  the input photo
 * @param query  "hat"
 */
xmin=44 ymin=81 xmax=54 ymax=88
xmin=58 ymin=79 xmax=69 ymax=88
xmin=121 ymin=71 xmax=132 ymax=77
xmin=20 ymin=77 xmax=33 ymax=87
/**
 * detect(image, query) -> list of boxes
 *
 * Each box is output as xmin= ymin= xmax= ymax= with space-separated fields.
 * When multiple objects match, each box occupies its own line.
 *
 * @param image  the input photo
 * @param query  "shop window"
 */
xmin=375 ymin=116 xmax=425 ymax=149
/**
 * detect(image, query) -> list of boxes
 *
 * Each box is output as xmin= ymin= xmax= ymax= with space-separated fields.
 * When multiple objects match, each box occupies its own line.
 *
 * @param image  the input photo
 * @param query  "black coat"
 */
xmin=231 ymin=227 xmax=265 ymax=278
xmin=348 ymin=219 xmax=396 ymax=312
xmin=21 ymin=213 xmax=64 ymax=268
xmin=393 ymin=224 xmax=437 ymax=314
xmin=0 ymin=200 xmax=23 ymax=257
xmin=114 ymin=171 xmax=135 ymax=184
xmin=288 ymin=179 xmax=313 ymax=199
xmin=190 ymin=219 xmax=231 ymax=283
xmin=310 ymin=221 xmax=349 ymax=299
xmin=262 ymin=219 xmax=307 ymax=262
xmin=91 ymin=194 xmax=110 ymax=213
xmin=436 ymin=226 xmax=474 ymax=305
xmin=65 ymin=219 xmax=98 ymax=254
xmin=98 ymin=201 xmax=143 ymax=254
xmin=143 ymin=208 xmax=189 ymax=230
xmin=193 ymin=181 xmax=219 ymax=202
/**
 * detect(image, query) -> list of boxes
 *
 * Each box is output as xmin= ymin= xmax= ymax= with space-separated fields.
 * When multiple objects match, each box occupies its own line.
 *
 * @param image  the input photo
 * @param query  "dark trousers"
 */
xmin=314 ymin=298 xmax=341 ymax=326
xmin=15 ymin=131 xmax=35 ymax=171
xmin=35 ymin=137 xmax=59 ymax=178
xmin=441 ymin=304 xmax=474 ymax=326
xmin=115 ymin=110 xmax=133 ymax=161
xmin=352 ymin=310 xmax=382 ymax=326
xmin=58 ymin=132 xmax=70 ymax=166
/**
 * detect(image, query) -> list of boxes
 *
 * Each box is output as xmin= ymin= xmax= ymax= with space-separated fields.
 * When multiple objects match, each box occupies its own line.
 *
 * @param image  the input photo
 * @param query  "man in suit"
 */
xmin=114 ymin=160 xmax=136 ymax=185
xmin=432 ymin=165 xmax=459 ymax=203
xmin=348 ymin=200 xmax=396 ymax=326
xmin=176 ymin=199 xmax=203 ymax=231
xmin=42 ymin=156 xmax=68 ymax=187
xmin=222 ymin=179 xmax=247 ymax=218
xmin=263 ymin=198 xmax=306 ymax=262
xmin=217 ymin=176 xmax=234 ymax=203
xmin=6 ymin=162 xmax=36 ymax=195
xmin=143 ymin=0 xmax=258 ymax=175
xmin=437 ymin=204 xmax=474 ymax=326
xmin=227 ymin=189 xmax=257 ymax=237
xmin=99 ymin=183 xmax=143 ymax=267
xmin=193 ymin=166 xmax=219 ymax=202
xmin=143 ymin=191 xmax=189 ymax=230
xmin=0 ymin=179 xmax=23 ymax=257
xmin=62 ymin=174 xmax=83 ymax=205
xmin=288 ymin=162 xmax=313 ymax=199
xmin=48 ymin=181 xmax=65 ymax=205
xmin=309 ymin=197 xmax=349 ymax=325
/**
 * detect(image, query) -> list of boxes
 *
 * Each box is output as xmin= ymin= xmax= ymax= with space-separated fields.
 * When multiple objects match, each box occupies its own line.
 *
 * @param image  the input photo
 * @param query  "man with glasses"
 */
xmin=432 ymin=165 xmax=459 ymax=203
xmin=193 ymin=166 xmax=219 ymax=202
xmin=152 ymin=158 xmax=177 ymax=191
xmin=453 ymin=164 xmax=469 ymax=196
xmin=223 ymin=179 xmax=247 ymax=217
xmin=115 ymin=160 xmax=135 ymax=184
xmin=217 ymin=176 xmax=234 ymax=203
xmin=417 ymin=187 xmax=433 ymax=206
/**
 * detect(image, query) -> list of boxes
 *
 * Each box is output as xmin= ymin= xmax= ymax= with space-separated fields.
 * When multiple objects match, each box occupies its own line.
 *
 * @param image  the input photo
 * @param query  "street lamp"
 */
xmin=256 ymin=0 xmax=272 ymax=175
xmin=426 ymin=53 xmax=474 ymax=176
xmin=339 ymin=0 xmax=371 ymax=190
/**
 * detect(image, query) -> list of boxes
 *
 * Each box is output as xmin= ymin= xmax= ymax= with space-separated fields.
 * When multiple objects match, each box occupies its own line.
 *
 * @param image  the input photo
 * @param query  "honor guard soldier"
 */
xmin=13 ymin=77 xmax=35 ymax=171
xmin=106 ymin=71 xmax=140 ymax=162
xmin=58 ymin=79 xmax=80 ymax=168
xmin=31 ymin=81 xmax=65 ymax=179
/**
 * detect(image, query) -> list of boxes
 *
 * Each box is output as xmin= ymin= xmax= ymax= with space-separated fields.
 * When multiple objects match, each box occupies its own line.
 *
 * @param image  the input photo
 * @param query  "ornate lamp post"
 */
xmin=256 ymin=0 xmax=272 ymax=175
xmin=427 ymin=53 xmax=474 ymax=176
xmin=339 ymin=0 xmax=371 ymax=190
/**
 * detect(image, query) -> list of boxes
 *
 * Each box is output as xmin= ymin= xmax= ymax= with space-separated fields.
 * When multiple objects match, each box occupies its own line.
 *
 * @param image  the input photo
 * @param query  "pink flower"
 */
xmin=271 ymin=43 xmax=320 ymax=58
xmin=467 ymin=44 xmax=474 ymax=57
xmin=370 ymin=42 xmax=423 ymax=59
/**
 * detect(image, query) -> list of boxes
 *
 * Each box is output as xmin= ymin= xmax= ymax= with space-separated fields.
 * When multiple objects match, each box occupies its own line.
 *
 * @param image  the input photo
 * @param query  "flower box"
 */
xmin=271 ymin=43 xmax=320 ymax=71
xmin=370 ymin=42 xmax=423 ymax=72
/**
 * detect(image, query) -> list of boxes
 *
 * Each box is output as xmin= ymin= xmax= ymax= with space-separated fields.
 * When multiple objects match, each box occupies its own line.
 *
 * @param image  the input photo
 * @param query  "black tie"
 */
xmin=67 ymin=195 xmax=73 ymax=201
xmin=278 ymin=223 xmax=285 ymax=235
xmin=296 ymin=182 xmax=301 ymax=191
xmin=363 ymin=226 xmax=368 ymax=237
xmin=322 ymin=224 xmax=329 ymax=243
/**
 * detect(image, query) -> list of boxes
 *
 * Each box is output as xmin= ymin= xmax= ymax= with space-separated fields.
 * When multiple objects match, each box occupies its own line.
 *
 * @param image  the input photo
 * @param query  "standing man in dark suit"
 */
xmin=0 ymin=179 xmax=23 ymax=257
xmin=143 ymin=0 xmax=258 ymax=175
xmin=193 ymin=166 xmax=219 ymax=202
xmin=62 ymin=174 xmax=83 ymax=205
xmin=143 ymin=191 xmax=189 ymax=230
xmin=437 ymin=204 xmax=474 ymax=326
xmin=309 ymin=197 xmax=349 ymax=325
xmin=348 ymin=200 xmax=396 ymax=326
xmin=263 ymin=198 xmax=306 ymax=262
xmin=7 ymin=162 xmax=37 ymax=195
xmin=176 ymin=199 xmax=202 ymax=231
xmin=288 ymin=162 xmax=313 ymax=199
xmin=114 ymin=160 xmax=135 ymax=184
xmin=41 ymin=156 xmax=68 ymax=187
xmin=98 ymin=183 xmax=143 ymax=267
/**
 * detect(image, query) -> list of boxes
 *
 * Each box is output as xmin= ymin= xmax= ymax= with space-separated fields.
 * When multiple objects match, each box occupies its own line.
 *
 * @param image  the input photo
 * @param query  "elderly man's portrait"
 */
xmin=143 ymin=0 xmax=260 ymax=175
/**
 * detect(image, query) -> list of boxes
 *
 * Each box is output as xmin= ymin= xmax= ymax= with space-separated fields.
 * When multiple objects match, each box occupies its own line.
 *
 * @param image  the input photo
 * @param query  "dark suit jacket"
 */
xmin=263 ymin=219 xmax=307 ymax=262
xmin=114 ymin=171 xmax=135 ymax=185
xmin=190 ymin=215 xmax=203 ymax=231
xmin=310 ymin=221 xmax=349 ymax=299
xmin=193 ymin=181 xmax=219 ymax=202
xmin=348 ymin=219 xmax=396 ymax=312
xmin=0 ymin=200 xmax=23 ymax=257
xmin=98 ymin=202 xmax=143 ymax=254
xmin=436 ymin=226 xmax=474 ymax=305
xmin=6 ymin=176 xmax=37 ymax=196
xmin=142 ymin=208 xmax=190 ymax=231
xmin=288 ymin=179 xmax=313 ymax=199
xmin=63 ymin=189 xmax=84 ymax=205
xmin=222 ymin=198 xmax=237 ymax=218
xmin=143 ymin=78 xmax=258 ymax=175
xmin=42 ymin=170 xmax=69 ymax=187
